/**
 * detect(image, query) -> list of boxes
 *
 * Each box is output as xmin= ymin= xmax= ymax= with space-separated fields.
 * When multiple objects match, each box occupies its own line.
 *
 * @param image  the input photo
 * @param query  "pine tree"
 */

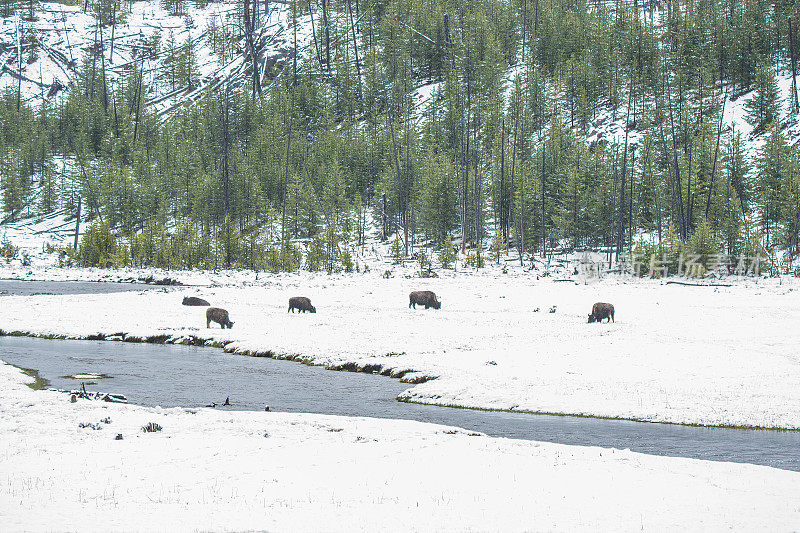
xmin=438 ymin=234 xmax=456 ymax=269
xmin=744 ymin=59 xmax=782 ymax=133
xmin=756 ymin=123 xmax=787 ymax=244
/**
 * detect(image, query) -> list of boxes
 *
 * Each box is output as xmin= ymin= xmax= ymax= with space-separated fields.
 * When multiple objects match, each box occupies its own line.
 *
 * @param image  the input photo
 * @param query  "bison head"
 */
xmin=587 ymin=314 xmax=597 ymax=323
xmin=310 ymin=306 xmax=317 ymax=313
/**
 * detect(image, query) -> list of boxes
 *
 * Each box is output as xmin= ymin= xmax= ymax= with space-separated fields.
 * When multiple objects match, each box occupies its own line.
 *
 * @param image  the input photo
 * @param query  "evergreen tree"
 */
xmin=744 ymin=59 xmax=782 ymax=133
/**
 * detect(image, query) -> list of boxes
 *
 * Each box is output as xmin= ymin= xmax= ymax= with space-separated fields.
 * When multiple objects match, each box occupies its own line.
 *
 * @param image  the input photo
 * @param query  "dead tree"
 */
xmin=322 ymin=0 xmax=331 ymax=71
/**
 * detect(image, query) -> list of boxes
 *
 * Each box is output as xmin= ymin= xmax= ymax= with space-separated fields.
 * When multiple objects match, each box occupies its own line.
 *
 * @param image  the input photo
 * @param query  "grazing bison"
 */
xmin=288 ymin=296 xmax=316 ymax=313
xmin=588 ymin=302 xmax=614 ymax=323
xmin=409 ymin=291 xmax=441 ymax=310
xmin=182 ymin=296 xmax=210 ymax=306
xmin=206 ymin=307 xmax=234 ymax=329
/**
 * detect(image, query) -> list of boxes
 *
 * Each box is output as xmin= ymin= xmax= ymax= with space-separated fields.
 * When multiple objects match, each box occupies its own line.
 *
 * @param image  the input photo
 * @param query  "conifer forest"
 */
xmin=1 ymin=0 xmax=800 ymax=273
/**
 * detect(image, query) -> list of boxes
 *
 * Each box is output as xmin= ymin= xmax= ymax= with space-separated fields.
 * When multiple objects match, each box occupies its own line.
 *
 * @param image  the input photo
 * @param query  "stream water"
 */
xmin=2 ymin=335 xmax=799 ymax=472
xmin=0 ymin=279 xmax=153 ymax=296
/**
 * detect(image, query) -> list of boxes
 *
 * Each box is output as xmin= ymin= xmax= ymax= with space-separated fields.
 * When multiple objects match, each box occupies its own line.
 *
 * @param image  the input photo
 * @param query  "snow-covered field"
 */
xmin=3 ymin=358 xmax=800 ymax=531
xmin=1 ymin=264 xmax=799 ymax=429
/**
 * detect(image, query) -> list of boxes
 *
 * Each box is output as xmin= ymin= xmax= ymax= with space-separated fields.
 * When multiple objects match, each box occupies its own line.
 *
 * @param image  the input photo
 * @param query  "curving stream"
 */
xmin=2 ymin=279 xmax=799 ymax=472
xmin=2 ymin=335 xmax=799 ymax=472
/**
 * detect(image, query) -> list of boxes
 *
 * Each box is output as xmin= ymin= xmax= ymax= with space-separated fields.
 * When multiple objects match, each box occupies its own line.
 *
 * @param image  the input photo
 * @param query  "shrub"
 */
xmin=341 ymin=246 xmax=354 ymax=273
xmin=490 ymin=226 xmax=506 ymax=263
xmin=390 ymin=236 xmax=405 ymax=265
xmin=0 ymin=238 xmax=18 ymax=263
xmin=438 ymin=234 xmax=456 ymax=269
xmin=684 ymin=218 xmax=721 ymax=277
xmin=78 ymin=221 xmax=122 ymax=268
xmin=306 ymin=232 xmax=325 ymax=271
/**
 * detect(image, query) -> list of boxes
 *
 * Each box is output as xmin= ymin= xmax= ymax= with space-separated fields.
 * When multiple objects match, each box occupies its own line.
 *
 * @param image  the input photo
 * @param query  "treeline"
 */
xmin=1 ymin=0 xmax=800 ymax=272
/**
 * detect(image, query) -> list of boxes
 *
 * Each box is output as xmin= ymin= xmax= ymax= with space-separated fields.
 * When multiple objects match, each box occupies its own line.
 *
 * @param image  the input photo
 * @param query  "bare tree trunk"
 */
xmin=347 ymin=0 xmax=361 ymax=85
xmin=110 ymin=0 xmax=116 ymax=63
xmin=664 ymin=60 xmax=686 ymax=240
xmin=381 ymin=193 xmax=387 ymax=241
xmin=16 ymin=18 xmax=22 ymax=111
xmin=221 ymin=92 xmax=231 ymax=222
xmin=322 ymin=0 xmax=331 ymax=72
xmin=308 ymin=0 xmax=323 ymax=72
xmin=244 ymin=0 xmax=262 ymax=96
xmin=74 ymin=196 xmax=82 ymax=250
xmin=99 ymin=8 xmax=108 ymax=114
xmin=461 ymin=75 xmax=471 ymax=253
xmin=791 ymin=17 xmax=799 ymax=114
xmin=281 ymin=102 xmax=292 ymax=242
xmin=706 ymin=82 xmax=728 ymax=219
xmin=388 ymin=116 xmax=406 ymax=250
xmin=499 ymin=117 xmax=507 ymax=243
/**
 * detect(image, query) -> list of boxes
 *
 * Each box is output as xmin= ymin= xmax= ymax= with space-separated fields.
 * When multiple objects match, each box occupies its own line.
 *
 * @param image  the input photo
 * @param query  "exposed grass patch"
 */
xmin=18 ymin=366 xmax=49 ymax=390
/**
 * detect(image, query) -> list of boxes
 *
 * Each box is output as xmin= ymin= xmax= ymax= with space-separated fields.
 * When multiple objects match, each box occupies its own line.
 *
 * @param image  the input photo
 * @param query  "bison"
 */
xmin=182 ymin=296 xmax=210 ymax=306
xmin=588 ymin=302 xmax=614 ymax=323
xmin=206 ymin=307 xmax=234 ymax=329
xmin=288 ymin=296 xmax=316 ymax=313
xmin=409 ymin=290 xmax=441 ymax=310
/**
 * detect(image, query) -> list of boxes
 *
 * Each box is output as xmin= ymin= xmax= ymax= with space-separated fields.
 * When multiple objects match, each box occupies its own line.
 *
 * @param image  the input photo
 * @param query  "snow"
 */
xmin=1 ymin=264 xmax=800 ymax=430
xmin=3 ymin=359 xmax=800 ymax=530
xmin=0 ymin=0 xmax=307 ymax=115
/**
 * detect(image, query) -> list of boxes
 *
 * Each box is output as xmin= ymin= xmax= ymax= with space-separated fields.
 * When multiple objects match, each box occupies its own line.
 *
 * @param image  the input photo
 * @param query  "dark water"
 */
xmin=0 ymin=280 xmax=153 ymax=296
xmin=2 ymin=336 xmax=799 ymax=472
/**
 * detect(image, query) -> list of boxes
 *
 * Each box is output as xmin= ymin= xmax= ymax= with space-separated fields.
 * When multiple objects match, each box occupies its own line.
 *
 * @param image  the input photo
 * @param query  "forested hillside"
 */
xmin=1 ymin=0 xmax=799 ymax=273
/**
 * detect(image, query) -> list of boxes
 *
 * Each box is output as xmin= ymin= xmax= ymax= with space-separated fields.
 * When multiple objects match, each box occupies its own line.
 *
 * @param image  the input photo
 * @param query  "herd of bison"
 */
xmin=182 ymin=293 xmax=615 ymax=329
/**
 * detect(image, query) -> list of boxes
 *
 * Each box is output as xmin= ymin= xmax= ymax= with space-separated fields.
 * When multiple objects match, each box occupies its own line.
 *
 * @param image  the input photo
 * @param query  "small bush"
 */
xmin=438 ymin=234 xmax=456 ymax=269
xmin=390 ymin=236 xmax=406 ymax=265
xmin=341 ymin=246 xmax=354 ymax=273
xmin=141 ymin=422 xmax=162 ymax=433
xmin=78 ymin=221 xmax=122 ymax=268
xmin=684 ymin=218 xmax=721 ymax=277
xmin=0 ymin=238 xmax=18 ymax=263
xmin=306 ymin=232 xmax=325 ymax=271
xmin=490 ymin=226 xmax=506 ymax=263
xmin=58 ymin=247 xmax=77 ymax=267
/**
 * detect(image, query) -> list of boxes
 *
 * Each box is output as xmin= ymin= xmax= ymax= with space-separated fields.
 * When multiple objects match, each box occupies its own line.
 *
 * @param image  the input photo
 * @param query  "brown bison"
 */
xmin=182 ymin=296 xmax=210 ymax=306
xmin=206 ymin=307 xmax=234 ymax=329
xmin=409 ymin=291 xmax=441 ymax=310
xmin=588 ymin=302 xmax=614 ymax=323
xmin=288 ymin=296 xmax=316 ymax=313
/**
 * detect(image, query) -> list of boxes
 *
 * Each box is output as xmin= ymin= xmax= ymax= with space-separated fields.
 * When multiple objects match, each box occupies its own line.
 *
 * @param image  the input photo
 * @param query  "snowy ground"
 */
xmin=3 ymin=360 xmax=800 ymax=531
xmin=1 ymin=262 xmax=800 ymax=430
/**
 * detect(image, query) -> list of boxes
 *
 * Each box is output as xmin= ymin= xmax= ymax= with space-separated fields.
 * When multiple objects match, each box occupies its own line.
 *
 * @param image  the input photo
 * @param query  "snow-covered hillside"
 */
xmin=0 ymin=0 xmax=301 ymax=116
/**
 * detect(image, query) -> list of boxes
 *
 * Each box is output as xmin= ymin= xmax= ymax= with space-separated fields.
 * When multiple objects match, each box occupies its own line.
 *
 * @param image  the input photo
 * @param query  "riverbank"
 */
xmin=3 ymin=360 xmax=800 ymax=530
xmin=1 ymin=271 xmax=799 ymax=429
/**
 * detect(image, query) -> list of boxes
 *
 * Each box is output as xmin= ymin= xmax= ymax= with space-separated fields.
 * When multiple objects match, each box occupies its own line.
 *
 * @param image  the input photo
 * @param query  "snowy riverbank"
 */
xmin=3 ymin=360 xmax=800 ymax=531
xmin=1 ymin=268 xmax=800 ymax=429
